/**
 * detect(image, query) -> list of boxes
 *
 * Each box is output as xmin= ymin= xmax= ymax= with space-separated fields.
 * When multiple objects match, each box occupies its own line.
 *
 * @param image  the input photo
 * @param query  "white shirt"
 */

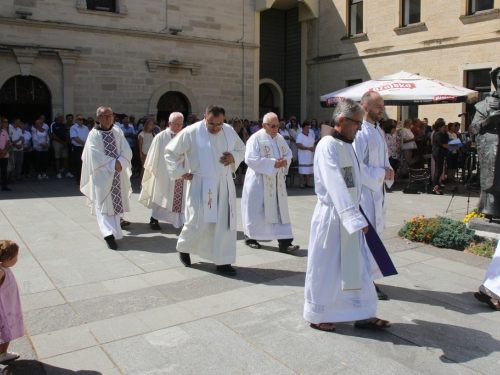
xmin=9 ymin=126 xmax=24 ymax=151
xmin=70 ymin=124 xmax=90 ymax=147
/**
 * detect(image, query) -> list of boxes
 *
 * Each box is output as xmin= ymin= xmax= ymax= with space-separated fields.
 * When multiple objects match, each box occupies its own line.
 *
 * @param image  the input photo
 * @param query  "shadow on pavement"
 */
xmin=336 ymin=319 xmax=500 ymax=364
xmin=1 ymin=359 xmax=102 ymax=374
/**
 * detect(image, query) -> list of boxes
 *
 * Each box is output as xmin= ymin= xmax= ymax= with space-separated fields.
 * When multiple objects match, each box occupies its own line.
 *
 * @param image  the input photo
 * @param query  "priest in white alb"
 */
xmin=80 ymin=106 xmax=132 ymax=250
xmin=475 ymin=240 xmax=500 ymax=311
xmin=241 ymin=112 xmax=299 ymax=253
xmin=139 ymin=112 xmax=186 ymax=230
xmin=165 ymin=105 xmax=246 ymax=275
xmin=353 ymin=91 xmax=394 ymax=300
xmin=304 ymin=99 xmax=391 ymax=332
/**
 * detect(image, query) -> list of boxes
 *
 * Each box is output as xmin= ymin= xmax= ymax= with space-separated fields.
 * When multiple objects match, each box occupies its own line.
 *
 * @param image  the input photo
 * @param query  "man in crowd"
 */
xmin=65 ymin=113 xmax=75 ymax=173
xmin=8 ymin=117 xmax=24 ymax=182
xmin=80 ymin=106 xmax=132 ymax=250
xmin=165 ymin=105 xmax=245 ymax=275
xmin=70 ymin=114 xmax=89 ymax=184
xmin=139 ymin=112 xmax=186 ymax=230
xmin=241 ymin=112 xmax=299 ymax=253
xmin=51 ymin=113 xmax=73 ymax=179
xmin=119 ymin=116 xmax=138 ymax=177
xmin=354 ymin=91 xmax=394 ymax=300
xmin=304 ymin=99 xmax=391 ymax=332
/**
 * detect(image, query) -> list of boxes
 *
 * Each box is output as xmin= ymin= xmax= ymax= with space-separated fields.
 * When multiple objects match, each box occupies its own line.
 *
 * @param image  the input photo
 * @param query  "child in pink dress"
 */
xmin=0 ymin=240 xmax=24 ymax=364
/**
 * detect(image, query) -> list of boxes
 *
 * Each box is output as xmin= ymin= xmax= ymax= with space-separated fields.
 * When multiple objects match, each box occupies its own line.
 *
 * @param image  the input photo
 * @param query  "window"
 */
xmin=465 ymin=69 xmax=492 ymax=122
xmin=468 ymin=0 xmax=494 ymax=15
xmin=86 ymin=0 xmax=116 ymax=12
xmin=347 ymin=79 xmax=362 ymax=87
xmin=349 ymin=0 xmax=364 ymax=36
xmin=402 ymin=0 xmax=421 ymax=26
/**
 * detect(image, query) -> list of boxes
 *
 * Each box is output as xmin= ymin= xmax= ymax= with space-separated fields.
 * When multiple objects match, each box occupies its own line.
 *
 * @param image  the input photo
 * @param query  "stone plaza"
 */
xmin=0 ymin=178 xmax=499 ymax=374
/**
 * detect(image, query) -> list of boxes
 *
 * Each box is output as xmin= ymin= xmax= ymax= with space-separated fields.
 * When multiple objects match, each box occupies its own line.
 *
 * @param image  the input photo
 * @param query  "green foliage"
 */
xmin=399 ymin=215 xmax=477 ymax=250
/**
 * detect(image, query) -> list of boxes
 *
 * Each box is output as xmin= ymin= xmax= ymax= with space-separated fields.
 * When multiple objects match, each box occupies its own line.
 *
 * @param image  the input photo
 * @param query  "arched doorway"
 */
xmin=156 ymin=91 xmax=190 ymax=123
xmin=0 ymin=76 xmax=52 ymax=125
xmin=259 ymin=79 xmax=283 ymax=119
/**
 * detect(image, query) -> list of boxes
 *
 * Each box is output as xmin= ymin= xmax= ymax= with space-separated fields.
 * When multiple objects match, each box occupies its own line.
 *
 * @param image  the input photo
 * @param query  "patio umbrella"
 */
xmin=320 ymin=71 xmax=478 ymax=107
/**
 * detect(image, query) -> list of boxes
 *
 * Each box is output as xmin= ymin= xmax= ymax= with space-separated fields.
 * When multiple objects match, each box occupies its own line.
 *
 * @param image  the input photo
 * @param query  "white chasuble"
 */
xmin=353 ymin=120 xmax=394 ymax=234
xmin=483 ymin=240 xmax=500 ymax=298
xmin=80 ymin=126 xmax=132 ymax=239
xmin=241 ymin=130 xmax=293 ymax=241
xmin=165 ymin=121 xmax=245 ymax=264
xmin=304 ymin=135 xmax=380 ymax=325
xmin=139 ymin=129 xmax=187 ymax=228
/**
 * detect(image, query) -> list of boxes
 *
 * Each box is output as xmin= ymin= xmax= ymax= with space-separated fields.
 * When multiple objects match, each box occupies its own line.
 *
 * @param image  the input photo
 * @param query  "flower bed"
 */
xmin=398 ymin=215 xmax=477 ymax=251
xmin=465 ymin=238 xmax=497 ymax=258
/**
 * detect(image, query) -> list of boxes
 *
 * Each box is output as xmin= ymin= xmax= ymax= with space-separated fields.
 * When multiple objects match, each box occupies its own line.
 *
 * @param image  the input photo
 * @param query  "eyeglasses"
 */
xmin=345 ymin=117 xmax=363 ymax=126
xmin=98 ymin=114 xmax=114 ymax=119
xmin=207 ymin=122 xmax=223 ymax=128
xmin=264 ymin=123 xmax=279 ymax=129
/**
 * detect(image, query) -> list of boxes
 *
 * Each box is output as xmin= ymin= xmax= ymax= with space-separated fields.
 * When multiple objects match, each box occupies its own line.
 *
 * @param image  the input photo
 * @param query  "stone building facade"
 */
xmin=307 ymin=0 xmax=500 ymax=125
xmin=0 ymin=0 xmax=498 ymax=125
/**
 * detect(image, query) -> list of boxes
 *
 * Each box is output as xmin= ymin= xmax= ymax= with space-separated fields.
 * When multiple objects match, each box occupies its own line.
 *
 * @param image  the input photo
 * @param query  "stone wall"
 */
xmin=305 ymin=0 xmax=500 ymax=124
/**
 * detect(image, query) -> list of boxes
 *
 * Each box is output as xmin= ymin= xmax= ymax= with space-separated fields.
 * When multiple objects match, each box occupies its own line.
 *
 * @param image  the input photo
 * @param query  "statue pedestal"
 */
xmin=467 ymin=217 xmax=500 ymax=238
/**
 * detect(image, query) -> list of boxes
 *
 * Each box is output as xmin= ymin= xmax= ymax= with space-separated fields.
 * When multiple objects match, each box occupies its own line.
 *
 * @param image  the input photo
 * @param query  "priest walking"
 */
xmin=304 ymin=99 xmax=391 ymax=332
xmin=165 ymin=105 xmax=246 ymax=275
xmin=241 ymin=112 xmax=299 ymax=253
xmin=80 ymin=106 xmax=132 ymax=250
xmin=139 ymin=112 xmax=186 ymax=230
xmin=354 ymin=91 xmax=394 ymax=300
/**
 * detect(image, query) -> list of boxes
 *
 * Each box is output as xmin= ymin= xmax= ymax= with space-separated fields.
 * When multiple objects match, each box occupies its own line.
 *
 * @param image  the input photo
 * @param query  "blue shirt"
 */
xmin=120 ymin=124 xmax=137 ymax=148
xmin=70 ymin=124 xmax=89 ymax=147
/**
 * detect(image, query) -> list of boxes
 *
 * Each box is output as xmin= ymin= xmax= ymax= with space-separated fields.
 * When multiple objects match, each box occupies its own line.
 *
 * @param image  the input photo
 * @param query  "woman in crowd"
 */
xmin=446 ymin=122 xmax=459 ymax=182
xmin=32 ymin=119 xmax=50 ymax=180
xmin=288 ymin=117 xmax=301 ymax=163
xmin=384 ymin=119 xmax=401 ymax=174
xmin=232 ymin=117 xmax=247 ymax=185
xmin=311 ymin=118 xmax=320 ymax=141
xmin=86 ymin=117 xmax=95 ymax=131
xmin=21 ymin=123 xmax=32 ymax=178
xmin=432 ymin=120 xmax=459 ymax=195
xmin=296 ymin=120 xmax=315 ymax=189
xmin=0 ymin=117 xmax=10 ymax=191
xmin=400 ymin=118 xmax=417 ymax=177
xmin=138 ymin=119 xmax=155 ymax=183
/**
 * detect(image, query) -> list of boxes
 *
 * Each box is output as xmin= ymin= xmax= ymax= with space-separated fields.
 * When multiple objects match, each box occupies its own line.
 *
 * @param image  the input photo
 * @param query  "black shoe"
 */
xmin=305 ymin=184 xmax=314 ymax=188
xmin=1 ymin=186 xmax=12 ymax=191
xmin=150 ymin=217 xmax=161 ymax=230
xmin=375 ymin=283 xmax=388 ymax=300
xmin=216 ymin=264 xmax=237 ymax=275
xmin=104 ymin=235 xmax=118 ymax=250
xmin=245 ymin=240 xmax=261 ymax=249
xmin=279 ymin=244 xmax=300 ymax=253
xmin=179 ymin=252 xmax=191 ymax=267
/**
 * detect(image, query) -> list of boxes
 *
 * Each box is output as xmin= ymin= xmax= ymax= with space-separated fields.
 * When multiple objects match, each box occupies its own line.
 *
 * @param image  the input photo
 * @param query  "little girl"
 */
xmin=0 ymin=240 xmax=24 ymax=364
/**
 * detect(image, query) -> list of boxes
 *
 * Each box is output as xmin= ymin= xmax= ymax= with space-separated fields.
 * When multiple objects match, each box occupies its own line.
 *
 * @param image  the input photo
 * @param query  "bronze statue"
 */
xmin=471 ymin=66 xmax=500 ymax=216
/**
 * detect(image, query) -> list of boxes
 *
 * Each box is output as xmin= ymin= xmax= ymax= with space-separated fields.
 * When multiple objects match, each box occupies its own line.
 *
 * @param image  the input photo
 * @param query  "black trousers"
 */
xmin=33 ymin=150 xmax=48 ymax=174
xmin=245 ymin=235 xmax=292 ymax=247
xmin=0 ymin=158 xmax=8 ymax=188
xmin=433 ymin=154 xmax=445 ymax=187
xmin=73 ymin=146 xmax=84 ymax=183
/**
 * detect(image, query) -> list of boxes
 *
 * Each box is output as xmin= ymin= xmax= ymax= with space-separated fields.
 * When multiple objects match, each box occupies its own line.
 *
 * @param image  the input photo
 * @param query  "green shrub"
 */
xmin=399 ymin=215 xmax=477 ymax=250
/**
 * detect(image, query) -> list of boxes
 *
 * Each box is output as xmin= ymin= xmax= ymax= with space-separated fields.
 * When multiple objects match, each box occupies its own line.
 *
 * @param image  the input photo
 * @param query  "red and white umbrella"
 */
xmin=320 ymin=71 xmax=478 ymax=108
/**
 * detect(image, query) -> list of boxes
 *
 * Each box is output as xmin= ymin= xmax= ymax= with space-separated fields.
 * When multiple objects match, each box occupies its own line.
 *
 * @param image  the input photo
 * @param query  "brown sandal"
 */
xmin=310 ymin=323 xmax=336 ymax=332
xmin=355 ymin=318 xmax=391 ymax=329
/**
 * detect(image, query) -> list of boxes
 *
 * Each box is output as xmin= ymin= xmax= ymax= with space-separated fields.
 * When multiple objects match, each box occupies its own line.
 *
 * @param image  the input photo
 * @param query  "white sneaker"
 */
xmin=0 ymin=351 xmax=20 ymax=364
xmin=56 ymin=173 xmax=62 ymax=179
xmin=38 ymin=174 xmax=43 ymax=180
xmin=43 ymin=174 xmax=49 ymax=179
xmin=66 ymin=172 xmax=74 ymax=178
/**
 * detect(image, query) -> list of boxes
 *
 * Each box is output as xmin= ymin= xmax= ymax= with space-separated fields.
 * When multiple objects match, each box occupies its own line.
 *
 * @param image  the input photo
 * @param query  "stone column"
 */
xmin=58 ymin=51 xmax=80 ymax=115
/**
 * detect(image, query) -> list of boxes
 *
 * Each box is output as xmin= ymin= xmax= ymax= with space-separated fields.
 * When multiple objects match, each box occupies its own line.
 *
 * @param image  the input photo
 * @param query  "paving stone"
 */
xmin=24 ymin=304 xmax=83 ymax=336
xmin=59 ymin=282 xmax=113 ymax=303
xmin=71 ymin=287 xmax=175 ymax=323
xmin=20 ymin=290 xmax=66 ymax=312
xmin=86 ymin=314 xmax=151 ymax=343
xmin=135 ymin=303 xmax=198 ymax=331
xmin=42 ymin=347 xmax=116 ymax=374
xmin=30 ymin=325 xmax=97 ymax=360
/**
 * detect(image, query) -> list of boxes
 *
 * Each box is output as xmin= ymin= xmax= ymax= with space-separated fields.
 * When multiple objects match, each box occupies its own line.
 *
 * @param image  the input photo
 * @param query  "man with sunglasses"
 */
xmin=70 ymin=114 xmax=89 ymax=184
xmin=353 ymin=91 xmax=395 ymax=301
xmin=242 ymin=112 xmax=299 ymax=253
